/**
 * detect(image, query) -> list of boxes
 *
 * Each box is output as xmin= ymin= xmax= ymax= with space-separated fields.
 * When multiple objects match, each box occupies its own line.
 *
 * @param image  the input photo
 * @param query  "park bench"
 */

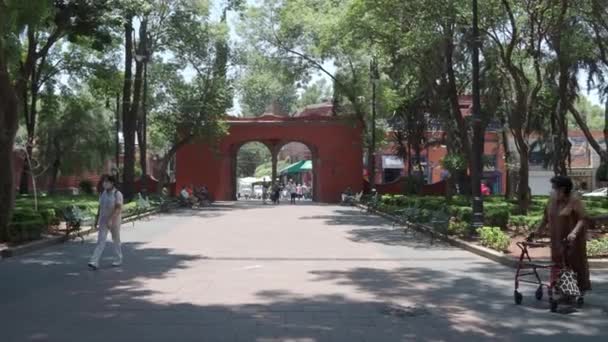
xmin=352 ymin=191 xmax=363 ymax=206
xmin=134 ymin=194 xmax=152 ymax=219
xmin=391 ymin=207 xmax=450 ymax=244
xmin=363 ymin=193 xmax=381 ymax=214
xmin=62 ymin=205 xmax=88 ymax=243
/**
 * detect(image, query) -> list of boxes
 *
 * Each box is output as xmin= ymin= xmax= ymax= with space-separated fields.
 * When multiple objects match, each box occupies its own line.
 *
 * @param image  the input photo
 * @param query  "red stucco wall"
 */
xmin=176 ymin=115 xmax=364 ymax=203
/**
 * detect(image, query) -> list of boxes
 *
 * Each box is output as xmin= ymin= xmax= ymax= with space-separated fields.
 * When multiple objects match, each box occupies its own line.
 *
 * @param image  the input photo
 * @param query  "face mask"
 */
xmin=103 ymin=182 xmax=112 ymax=190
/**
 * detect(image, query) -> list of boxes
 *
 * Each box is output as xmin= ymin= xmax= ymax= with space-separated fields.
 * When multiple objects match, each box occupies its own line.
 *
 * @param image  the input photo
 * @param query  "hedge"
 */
xmin=588 ymin=238 xmax=608 ymax=257
xmin=477 ymin=226 xmax=511 ymax=252
xmin=378 ymin=195 xmax=608 ymax=237
xmin=6 ymin=194 xmax=161 ymax=243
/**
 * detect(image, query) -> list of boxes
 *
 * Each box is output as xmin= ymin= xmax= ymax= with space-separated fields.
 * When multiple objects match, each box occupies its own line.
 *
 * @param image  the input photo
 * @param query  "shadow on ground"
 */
xmin=170 ymin=201 xmax=317 ymax=219
xmin=1 ymin=204 xmax=607 ymax=342
xmin=299 ymin=208 xmax=454 ymax=250
xmin=1 ymin=238 xmax=606 ymax=342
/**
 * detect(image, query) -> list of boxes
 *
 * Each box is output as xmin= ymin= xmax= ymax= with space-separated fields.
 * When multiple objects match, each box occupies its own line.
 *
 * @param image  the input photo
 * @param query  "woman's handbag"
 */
xmin=555 ymin=268 xmax=581 ymax=297
xmin=555 ymin=240 xmax=581 ymax=297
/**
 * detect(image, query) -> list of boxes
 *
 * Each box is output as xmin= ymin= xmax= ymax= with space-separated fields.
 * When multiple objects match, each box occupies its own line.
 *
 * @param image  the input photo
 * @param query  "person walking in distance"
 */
xmin=88 ymin=175 xmax=124 ymax=270
xmin=288 ymin=179 xmax=297 ymax=204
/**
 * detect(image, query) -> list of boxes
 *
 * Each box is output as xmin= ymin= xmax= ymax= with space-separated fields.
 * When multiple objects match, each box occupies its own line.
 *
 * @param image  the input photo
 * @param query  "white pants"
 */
xmin=89 ymin=224 xmax=122 ymax=266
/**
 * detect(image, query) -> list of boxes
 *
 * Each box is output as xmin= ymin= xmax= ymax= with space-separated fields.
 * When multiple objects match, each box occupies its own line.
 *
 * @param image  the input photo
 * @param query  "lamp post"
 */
xmin=369 ymin=56 xmax=380 ymax=192
xmin=471 ymin=0 xmax=484 ymax=227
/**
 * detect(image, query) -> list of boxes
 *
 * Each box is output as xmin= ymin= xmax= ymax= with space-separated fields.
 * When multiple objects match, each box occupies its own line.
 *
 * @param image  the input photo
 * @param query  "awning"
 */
xmin=279 ymin=160 xmax=312 ymax=174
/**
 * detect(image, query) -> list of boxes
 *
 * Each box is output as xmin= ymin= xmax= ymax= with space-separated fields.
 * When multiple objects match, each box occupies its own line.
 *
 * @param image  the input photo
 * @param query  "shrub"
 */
xmin=525 ymin=215 xmax=543 ymax=228
xmin=123 ymin=202 xmax=139 ymax=217
xmin=596 ymin=163 xmax=608 ymax=182
xmin=508 ymin=215 xmax=527 ymax=228
xmin=8 ymin=210 xmax=45 ymax=243
xmin=450 ymin=206 xmax=472 ymax=223
xmin=418 ymin=208 xmax=431 ymax=223
xmin=448 ymin=219 xmax=470 ymax=237
xmin=588 ymin=238 xmax=608 ymax=257
xmin=477 ymin=226 xmax=511 ymax=252
xmin=79 ymin=180 xmax=95 ymax=195
xmin=402 ymin=177 xmax=424 ymax=195
xmin=484 ymin=207 xmax=510 ymax=229
xmin=39 ymin=208 xmax=58 ymax=226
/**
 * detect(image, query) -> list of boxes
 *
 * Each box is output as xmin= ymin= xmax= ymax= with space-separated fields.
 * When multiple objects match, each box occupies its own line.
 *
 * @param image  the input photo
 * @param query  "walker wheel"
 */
xmin=514 ymin=290 xmax=523 ymax=305
xmin=550 ymin=300 xmax=558 ymax=313
xmin=535 ymin=286 xmax=543 ymax=301
xmin=576 ymin=297 xmax=584 ymax=308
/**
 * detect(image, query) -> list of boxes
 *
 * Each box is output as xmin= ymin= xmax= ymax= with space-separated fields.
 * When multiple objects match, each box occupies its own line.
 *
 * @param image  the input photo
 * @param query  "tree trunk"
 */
xmin=19 ymin=144 xmax=33 ymax=194
xmin=552 ymin=64 xmax=571 ymax=175
xmin=604 ymin=98 xmax=608 ymax=153
xmin=157 ymin=136 xmax=193 ymax=193
xmin=570 ymin=103 xmax=608 ymax=164
xmin=18 ymin=29 xmax=38 ymax=194
xmin=514 ymin=133 xmax=531 ymax=214
xmin=48 ymin=157 xmax=61 ymax=195
xmin=136 ymin=19 xmax=149 ymax=180
xmin=122 ymin=15 xmax=136 ymax=200
xmin=115 ymin=92 xmax=121 ymax=171
xmin=501 ymin=127 xmax=512 ymax=199
xmin=19 ymin=75 xmax=39 ymax=194
xmin=48 ymin=137 xmax=61 ymax=195
xmin=0 ymin=55 xmax=19 ymax=241
xmin=415 ymin=145 xmax=424 ymax=191
xmin=406 ymin=142 xmax=412 ymax=177
xmin=139 ymin=62 xmax=148 ymax=178
xmin=127 ymin=20 xmax=146 ymax=193
xmin=444 ymin=35 xmax=472 ymax=167
xmin=551 ymin=0 xmax=571 ymax=176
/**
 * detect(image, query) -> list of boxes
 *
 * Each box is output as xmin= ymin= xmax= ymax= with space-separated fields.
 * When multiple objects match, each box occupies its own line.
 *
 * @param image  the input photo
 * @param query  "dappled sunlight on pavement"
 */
xmin=0 ymin=203 xmax=606 ymax=341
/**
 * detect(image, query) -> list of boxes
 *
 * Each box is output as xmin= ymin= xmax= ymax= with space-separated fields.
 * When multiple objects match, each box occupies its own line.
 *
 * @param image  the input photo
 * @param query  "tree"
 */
xmin=14 ymin=0 xmax=113 ymax=194
xmin=149 ymin=2 xmax=233 ymax=191
xmin=483 ymin=0 xmax=552 ymax=213
xmin=0 ymin=0 xmax=24 ymax=241
xmin=239 ymin=0 xmax=386 ymax=190
xmin=0 ymin=0 xmax=113 ymax=240
xmin=238 ymin=0 xmax=371 ymax=118
xmin=343 ymin=0 xmax=484 ymax=194
xmin=297 ymin=78 xmax=332 ymax=109
xmin=236 ymin=51 xmax=300 ymax=116
xmin=237 ymin=143 xmax=271 ymax=177
xmin=38 ymin=90 xmax=113 ymax=194
xmin=563 ymin=0 xmax=608 ymax=181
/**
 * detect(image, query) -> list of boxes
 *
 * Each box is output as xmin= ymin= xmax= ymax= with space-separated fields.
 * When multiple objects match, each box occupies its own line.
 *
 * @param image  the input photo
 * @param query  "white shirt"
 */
xmin=98 ymin=188 xmax=123 ymax=228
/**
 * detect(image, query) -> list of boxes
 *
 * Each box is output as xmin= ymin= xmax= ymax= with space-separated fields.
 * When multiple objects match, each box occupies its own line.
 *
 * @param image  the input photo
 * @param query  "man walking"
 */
xmin=88 ymin=174 xmax=124 ymax=270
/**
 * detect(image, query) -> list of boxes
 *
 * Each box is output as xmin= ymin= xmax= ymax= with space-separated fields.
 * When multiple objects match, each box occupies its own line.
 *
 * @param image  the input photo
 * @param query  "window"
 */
xmin=384 ymin=168 xmax=402 ymax=183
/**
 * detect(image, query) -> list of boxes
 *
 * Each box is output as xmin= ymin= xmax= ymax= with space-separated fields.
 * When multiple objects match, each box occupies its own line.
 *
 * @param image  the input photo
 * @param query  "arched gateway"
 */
xmin=175 ymin=114 xmax=364 ymax=203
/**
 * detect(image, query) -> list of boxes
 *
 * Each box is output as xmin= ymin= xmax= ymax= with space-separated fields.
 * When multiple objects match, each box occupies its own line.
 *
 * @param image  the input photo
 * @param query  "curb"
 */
xmin=0 ymin=208 xmax=161 ymax=260
xmin=359 ymin=204 xmax=608 ymax=269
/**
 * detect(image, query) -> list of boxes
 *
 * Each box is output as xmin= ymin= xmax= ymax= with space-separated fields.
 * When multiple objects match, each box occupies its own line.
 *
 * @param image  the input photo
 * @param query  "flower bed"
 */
xmin=4 ymin=194 xmax=162 ymax=245
xmin=375 ymin=194 xmax=608 ymax=256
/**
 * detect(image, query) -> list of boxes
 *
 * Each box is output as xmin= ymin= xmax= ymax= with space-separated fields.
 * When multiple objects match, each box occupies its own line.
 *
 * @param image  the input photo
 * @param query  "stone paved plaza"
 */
xmin=1 ymin=202 xmax=607 ymax=341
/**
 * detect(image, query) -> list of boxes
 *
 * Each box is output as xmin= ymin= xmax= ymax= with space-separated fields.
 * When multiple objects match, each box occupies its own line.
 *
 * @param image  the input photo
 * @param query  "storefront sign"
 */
xmin=382 ymin=156 xmax=404 ymax=169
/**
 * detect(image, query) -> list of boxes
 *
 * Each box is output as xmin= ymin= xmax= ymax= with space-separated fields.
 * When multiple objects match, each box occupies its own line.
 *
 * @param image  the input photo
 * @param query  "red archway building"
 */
xmin=175 ymin=114 xmax=364 ymax=203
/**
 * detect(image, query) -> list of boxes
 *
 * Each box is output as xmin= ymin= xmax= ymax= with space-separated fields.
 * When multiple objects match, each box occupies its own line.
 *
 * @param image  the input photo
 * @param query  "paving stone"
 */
xmin=0 ymin=202 xmax=607 ymax=341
